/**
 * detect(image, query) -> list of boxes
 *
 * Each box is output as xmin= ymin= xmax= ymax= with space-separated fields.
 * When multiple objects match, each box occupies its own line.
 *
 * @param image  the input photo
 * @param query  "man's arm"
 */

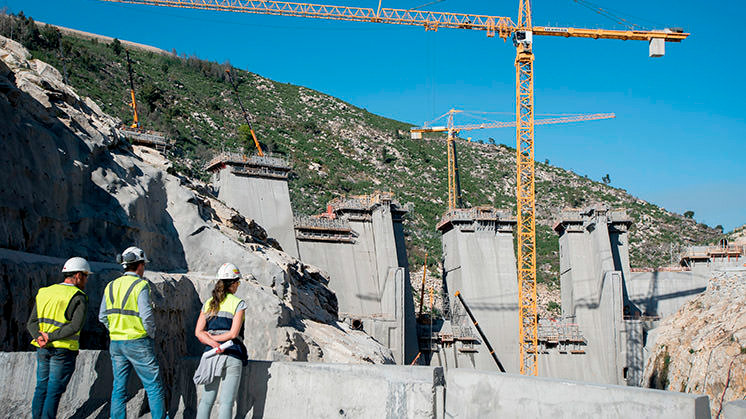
xmin=98 ymin=287 xmax=109 ymax=329
xmin=138 ymin=284 xmax=156 ymax=337
xmin=46 ymin=293 xmax=87 ymax=342
xmin=26 ymin=302 xmax=40 ymax=338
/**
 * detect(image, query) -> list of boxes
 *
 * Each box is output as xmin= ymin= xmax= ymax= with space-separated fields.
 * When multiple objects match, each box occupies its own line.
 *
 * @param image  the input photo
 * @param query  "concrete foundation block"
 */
xmin=0 ymin=350 xmax=149 ymax=419
xmin=444 ymin=369 xmax=711 ymax=419
xmin=259 ymin=362 xmax=443 ymax=418
xmin=722 ymin=400 xmax=746 ymax=419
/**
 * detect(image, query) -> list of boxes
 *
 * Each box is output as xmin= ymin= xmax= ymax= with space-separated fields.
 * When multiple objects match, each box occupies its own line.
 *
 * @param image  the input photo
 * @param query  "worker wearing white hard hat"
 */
xmin=194 ymin=262 xmax=249 ymax=419
xmin=27 ymin=257 xmax=91 ymax=419
xmin=99 ymin=246 xmax=166 ymax=419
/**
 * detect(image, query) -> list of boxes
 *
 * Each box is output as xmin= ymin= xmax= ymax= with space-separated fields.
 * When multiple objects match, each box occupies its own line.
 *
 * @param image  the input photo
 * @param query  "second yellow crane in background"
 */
xmin=411 ymin=109 xmax=616 ymax=210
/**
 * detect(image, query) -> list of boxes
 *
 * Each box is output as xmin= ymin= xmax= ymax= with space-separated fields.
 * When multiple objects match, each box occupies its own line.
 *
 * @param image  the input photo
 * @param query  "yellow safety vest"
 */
xmin=104 ymin=274 xmax=149 ymax=341
xmin=31 ymin=283 xmax=85 ymax=351
xmin=203 ymin=293 xmax=242 ymax=332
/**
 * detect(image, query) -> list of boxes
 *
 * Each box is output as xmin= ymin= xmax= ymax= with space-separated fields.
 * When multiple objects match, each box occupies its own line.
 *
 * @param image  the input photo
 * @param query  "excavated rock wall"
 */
xmin=0 ymin=34 xmax=394 ymax=367
xmin=643 ymin=270 xmax=746 ymax=418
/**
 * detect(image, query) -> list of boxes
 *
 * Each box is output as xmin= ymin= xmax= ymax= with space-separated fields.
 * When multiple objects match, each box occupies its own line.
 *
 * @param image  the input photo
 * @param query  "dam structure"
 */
xmin=294 ymin=192 xmax=418 ymax=364
xmin=427 ymin=206 xmax=520 ymax=373
xmin=206 ymin=152 xmax=299 ymax=258
xmin=423 ymin=203 xmax=732 ymax=387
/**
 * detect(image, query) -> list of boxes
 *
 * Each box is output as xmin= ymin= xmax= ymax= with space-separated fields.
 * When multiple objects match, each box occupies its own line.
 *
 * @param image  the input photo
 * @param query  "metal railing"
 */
xmin=119 ymin=128 xmax=169 ymax=149
xmin=205 ymin=151 xmax=291 ymax=171
xmin=439 ymin=206 xmax=513 ymax=224
xmin=294 ymin=215 xmax=351 ymax=231
xmin=329 ymin=191 xmax=399 ymax=212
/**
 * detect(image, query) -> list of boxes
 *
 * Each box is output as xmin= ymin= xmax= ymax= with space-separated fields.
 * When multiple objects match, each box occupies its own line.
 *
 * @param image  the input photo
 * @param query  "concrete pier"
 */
xmin=206 ymin=153 xmax=299 ymax=258
xmin=549 ymin=205 xmax=640 ymax=385
xmin=295 ymin=193 xmax=418 ymax=364
xmin=433 ymin=206 xmax=519 ymax=373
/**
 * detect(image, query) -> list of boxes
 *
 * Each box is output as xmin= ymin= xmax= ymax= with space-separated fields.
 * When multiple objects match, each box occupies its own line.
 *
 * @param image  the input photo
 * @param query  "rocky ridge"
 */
xmin=0 ymin=34 xmax=393 ymax=365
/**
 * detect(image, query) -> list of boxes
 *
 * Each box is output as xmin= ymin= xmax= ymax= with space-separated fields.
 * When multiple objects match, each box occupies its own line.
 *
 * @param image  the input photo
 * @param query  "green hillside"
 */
xmin=1 ymin=12 xmax=724 ymax=287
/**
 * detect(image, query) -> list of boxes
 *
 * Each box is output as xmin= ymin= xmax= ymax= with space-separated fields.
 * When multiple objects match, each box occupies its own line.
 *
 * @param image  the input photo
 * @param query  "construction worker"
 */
xmin=99 ymin=246 xmax=167 ymax=419
xmin=193 ymin=262 xmax=248 ymax=419
xmin=27 ymin=257 xmax=91 ymax=419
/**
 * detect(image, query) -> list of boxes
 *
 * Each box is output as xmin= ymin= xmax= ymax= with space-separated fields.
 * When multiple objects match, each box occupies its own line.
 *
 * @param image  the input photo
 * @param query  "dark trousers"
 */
xmin=31 ymin=347 xmax=78 ymax=419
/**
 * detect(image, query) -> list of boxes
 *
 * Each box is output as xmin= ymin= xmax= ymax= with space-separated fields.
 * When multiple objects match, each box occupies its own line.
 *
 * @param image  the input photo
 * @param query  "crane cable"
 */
xmin=408 ymin=0 xmax=446 ymax=12
xmin=572 ymin=0 xmax=666 ymax=31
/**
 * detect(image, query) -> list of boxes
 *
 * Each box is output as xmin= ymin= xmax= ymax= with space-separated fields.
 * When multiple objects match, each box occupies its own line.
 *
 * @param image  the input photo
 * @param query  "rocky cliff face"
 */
xmin=0 ymin=35 xmax=393 ymax=365
xmin=643 ymin=270 xmax=746 ymax=418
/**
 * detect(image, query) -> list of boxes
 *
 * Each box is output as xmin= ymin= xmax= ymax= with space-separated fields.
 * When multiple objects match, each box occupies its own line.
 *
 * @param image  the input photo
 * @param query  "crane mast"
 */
xmin=125 ymin=50 xmax=139 ymax=129
xmin=514 ymin=0 xmax=537 ymax=376
xmin=101 ymin=0 xmax=689 ymax=376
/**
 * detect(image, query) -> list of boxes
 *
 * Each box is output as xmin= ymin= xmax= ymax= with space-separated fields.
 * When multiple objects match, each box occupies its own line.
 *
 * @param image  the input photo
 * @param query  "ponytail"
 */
xmin=206 ymin=278 xmax=235 ymax=317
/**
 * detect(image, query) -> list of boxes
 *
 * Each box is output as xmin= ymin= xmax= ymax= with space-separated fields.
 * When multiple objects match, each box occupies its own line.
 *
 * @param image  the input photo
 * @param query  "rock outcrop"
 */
xmin=643 ymin=270 xmax=746 ymax=418
xmin=0 ymin=34 xmax=393 ymax=367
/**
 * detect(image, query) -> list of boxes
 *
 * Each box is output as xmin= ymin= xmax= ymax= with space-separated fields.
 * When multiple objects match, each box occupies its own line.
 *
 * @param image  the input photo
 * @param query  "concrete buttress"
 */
xmin=294 ymin=193 xmax=418 ymax=364
xmin=206 ymin=153 xmax=299 ymax=258
xmin=434 ymin=207 xmax=519 ymax=373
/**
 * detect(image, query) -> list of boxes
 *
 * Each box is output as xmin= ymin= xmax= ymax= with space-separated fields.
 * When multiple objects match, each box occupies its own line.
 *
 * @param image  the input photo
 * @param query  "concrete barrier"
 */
xmin=444 ymin=369 xmax=711 ymax=418
xmin=2 ymin=350 xmax=715 ymax=419
xmin=0 ymin=351 xmax=149 ymax=418
xmin=0 ymin=351 xmax=444 ymax=418
xmin=722 ymin=400 xmax=746 ymax=419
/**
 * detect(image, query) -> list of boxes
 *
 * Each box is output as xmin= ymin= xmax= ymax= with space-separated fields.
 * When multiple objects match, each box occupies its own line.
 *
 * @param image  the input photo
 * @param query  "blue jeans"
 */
xmin=32 ymin=347 xmax=78 ymax=419
xmin=196 ymin=356 xmax=243 ymax=419
xmin=109 ymin=337 xmax=167 ymax=419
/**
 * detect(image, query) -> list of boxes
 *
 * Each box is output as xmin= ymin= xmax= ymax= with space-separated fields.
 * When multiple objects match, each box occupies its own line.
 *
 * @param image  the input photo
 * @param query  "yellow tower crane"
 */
xmin=411 ymin=110 xmax=616 ymax=210
xmin=100 ymin=0 xmax=689 ymax=375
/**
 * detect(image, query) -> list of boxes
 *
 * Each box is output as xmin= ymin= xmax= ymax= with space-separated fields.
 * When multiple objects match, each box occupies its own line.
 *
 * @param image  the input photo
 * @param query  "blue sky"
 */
xmin=4 ymin=0 xmax=744 ymax=231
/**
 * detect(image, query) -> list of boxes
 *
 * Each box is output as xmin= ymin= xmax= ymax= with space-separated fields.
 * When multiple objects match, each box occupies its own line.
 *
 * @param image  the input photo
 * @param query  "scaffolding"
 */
xmin=329 ymin=191 xmax=397 ymax=212
xmin=119 ymin=128 xmax=170 ymax=152
xmin=679 ymin=242 xmax=745 ymax=266
xmin=204 ymin=152 xmax=291 ymax=179
xmin=328 ymin=191 xmax=404 ymax=222
xmin=294 ymin=215 xmax=355 ymax=243
xmin=436 ymin=205 xmax=515 ymax=233
xmin=537 ymin=319 xmax=587 ymax=354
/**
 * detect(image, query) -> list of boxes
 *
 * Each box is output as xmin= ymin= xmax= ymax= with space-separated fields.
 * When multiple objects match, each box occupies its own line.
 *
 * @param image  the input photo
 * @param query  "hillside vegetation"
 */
xmin=0 ymin=12 xmax=723 ymax=292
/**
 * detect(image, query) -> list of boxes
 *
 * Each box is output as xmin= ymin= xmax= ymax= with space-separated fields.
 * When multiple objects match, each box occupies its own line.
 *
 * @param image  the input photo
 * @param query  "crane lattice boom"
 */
xmin=103 ymin=0 xmax=688 ymax=42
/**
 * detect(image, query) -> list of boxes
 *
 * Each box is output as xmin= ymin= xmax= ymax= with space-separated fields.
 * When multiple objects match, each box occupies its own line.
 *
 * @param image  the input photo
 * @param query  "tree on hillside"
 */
xmin=684 ymin=210 xmax=695 ymax=219
xmin=111 ymin=38 xmax=122 ymax=56
xmin=602 ymin=174 xmax=611 ymax=184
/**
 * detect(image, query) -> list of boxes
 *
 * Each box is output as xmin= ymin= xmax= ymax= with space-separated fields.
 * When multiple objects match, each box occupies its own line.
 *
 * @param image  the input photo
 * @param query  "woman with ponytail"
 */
xmin=193 ymin=262 xmax=248 ymax=419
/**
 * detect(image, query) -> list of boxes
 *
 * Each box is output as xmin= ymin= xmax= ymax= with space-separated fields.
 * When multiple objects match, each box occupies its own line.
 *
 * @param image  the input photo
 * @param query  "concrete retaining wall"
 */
xmin=627 ymin=270 xmax=709 ymax=318
xmin=0 ymin=350 xmax=714 ymax=418
xmin=444 ymin=369 xmax=711 ymax=419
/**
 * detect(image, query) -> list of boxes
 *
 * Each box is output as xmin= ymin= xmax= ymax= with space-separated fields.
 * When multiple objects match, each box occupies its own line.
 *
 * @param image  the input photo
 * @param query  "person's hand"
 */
xmin=36 ymin=331 xmax=49 ymax=348
xmin=210 ymin=341 xmax=223 ymax=353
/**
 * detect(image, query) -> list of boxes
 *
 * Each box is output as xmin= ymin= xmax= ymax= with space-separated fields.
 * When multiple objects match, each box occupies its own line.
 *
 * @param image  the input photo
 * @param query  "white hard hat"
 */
xmin=117 ymin=246 xmax=149 ymax=267
xmin=62 ymin=257 xmax=92 ymax=274
xmin=217 ymin=262 xmax=241 ymax=280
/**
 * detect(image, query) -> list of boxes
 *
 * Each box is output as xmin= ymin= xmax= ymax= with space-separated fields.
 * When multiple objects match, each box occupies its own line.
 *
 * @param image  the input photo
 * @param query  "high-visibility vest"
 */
xmin=31 ymin=283 xmax=86 ymax=351
xmin=203 ymin=293 xmax=242 ymax=333
xmin=104 ymin=274 xmax=149 ymax=341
